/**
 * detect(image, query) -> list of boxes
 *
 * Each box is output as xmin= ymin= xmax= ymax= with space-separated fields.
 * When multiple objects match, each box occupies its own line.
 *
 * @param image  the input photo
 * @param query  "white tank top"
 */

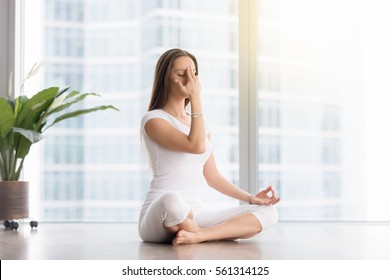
xmin=139 ymin=109 xmax=212 ymax=221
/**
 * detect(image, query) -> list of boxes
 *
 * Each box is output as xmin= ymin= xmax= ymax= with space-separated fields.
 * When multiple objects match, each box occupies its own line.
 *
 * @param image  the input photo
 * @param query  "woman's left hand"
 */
xmin=250 ymin=186 xmax=280 ymax=205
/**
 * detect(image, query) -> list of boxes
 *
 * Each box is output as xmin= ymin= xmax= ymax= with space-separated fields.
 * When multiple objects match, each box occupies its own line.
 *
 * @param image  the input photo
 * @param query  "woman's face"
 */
xmin=169 ymin=56 xmax=196 ymax=93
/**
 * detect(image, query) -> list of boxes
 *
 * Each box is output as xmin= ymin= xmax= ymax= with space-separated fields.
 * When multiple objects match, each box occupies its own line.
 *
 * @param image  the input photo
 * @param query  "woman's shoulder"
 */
xmin=141 ymin=109 xmax=170 ymax=125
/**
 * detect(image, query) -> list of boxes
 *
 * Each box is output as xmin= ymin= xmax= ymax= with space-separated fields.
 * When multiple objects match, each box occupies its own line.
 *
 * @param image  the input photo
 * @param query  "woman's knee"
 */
xmin=267 ymin=204 xmax=279 ymax=225
xmin=252 ymin=204 xmax=279 ymax=229
xmin=158 ymin=192 xmax=190 ymax=226
xmin=159 ymin=192 xmax=185 ymax=212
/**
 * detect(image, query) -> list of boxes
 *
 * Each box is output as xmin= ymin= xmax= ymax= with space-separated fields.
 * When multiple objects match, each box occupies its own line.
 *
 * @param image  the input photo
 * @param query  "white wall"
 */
xmin=0 ymin=0 xmax=10 ymax=98
xmin=0 ymin=0 xmax=18 ymax=99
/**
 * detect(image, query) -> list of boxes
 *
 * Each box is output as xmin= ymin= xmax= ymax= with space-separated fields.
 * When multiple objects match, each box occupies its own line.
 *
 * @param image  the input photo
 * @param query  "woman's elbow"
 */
xmin=192 ymin=143 xmax=206 ymax=154
xmin=187 ymin=137 xmax=206 ymax=154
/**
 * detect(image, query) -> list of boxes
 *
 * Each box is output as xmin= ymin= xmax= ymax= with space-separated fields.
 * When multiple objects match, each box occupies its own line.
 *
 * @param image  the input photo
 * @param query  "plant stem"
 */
xmin=11 ymin=132 xmax=23 ymax=181
xmin=15 ymin=158 xmax=25 ymax=181
xmin=0 ymin=149 xmax=6 ymax=180
xmin=0 ymin=139 xmax=9 ymax=180
xmin=9 ymin=149 xmax=16 ymax=181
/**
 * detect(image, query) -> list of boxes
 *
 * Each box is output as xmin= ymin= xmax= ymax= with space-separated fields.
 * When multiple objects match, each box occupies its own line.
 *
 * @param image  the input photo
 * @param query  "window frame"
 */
xmin=239 ymin=0 xmax=259 ymax=195
xmin=0 ymin=0 xmax=24 ymax=99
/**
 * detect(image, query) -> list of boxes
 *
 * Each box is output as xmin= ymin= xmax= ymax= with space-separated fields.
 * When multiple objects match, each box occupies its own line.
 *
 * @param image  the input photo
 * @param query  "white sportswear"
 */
xmin=138 ymin=109 xmax=278 ymax=243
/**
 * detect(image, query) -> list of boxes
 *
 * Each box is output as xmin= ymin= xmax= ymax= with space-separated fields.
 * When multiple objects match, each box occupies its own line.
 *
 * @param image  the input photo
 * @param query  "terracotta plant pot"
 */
xmin=0 ymin=181 xmax=29 ymax=220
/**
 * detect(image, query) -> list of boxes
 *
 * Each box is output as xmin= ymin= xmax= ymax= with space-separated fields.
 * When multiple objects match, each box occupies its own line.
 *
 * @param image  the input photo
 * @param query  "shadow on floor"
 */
xmin=137 ymin=240 xmax=265 ymax=260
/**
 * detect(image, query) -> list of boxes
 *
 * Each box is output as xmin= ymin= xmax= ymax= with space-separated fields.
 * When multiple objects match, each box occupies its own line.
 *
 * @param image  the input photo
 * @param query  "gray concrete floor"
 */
xmin=1 ymin=221 xmax=390 ymax=260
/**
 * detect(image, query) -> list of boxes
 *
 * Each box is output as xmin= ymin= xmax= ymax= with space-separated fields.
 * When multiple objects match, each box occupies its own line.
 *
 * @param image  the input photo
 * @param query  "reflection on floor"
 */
xmin=1 ymin=222 xmax=390 ymax=260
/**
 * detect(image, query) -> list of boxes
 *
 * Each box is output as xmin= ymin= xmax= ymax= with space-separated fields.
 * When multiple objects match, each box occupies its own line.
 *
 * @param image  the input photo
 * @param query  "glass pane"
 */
xmin=24 ymin=0 xmax=238 ymax=222
xmin=258 ymin=0 xmax=390 ymax=221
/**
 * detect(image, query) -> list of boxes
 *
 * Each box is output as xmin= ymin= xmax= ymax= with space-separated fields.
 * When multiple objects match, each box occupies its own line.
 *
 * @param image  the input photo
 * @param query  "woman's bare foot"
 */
xmin=172 ymin=230 xmax=202 ymax=246
xmin=166 ymin=211 xmax=201 ymax=234
xmin=171 ymin=213 xmax=263 ymax=245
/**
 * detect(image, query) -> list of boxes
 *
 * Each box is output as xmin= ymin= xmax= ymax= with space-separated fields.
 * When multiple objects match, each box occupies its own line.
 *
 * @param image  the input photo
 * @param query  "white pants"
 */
xmin=138 ymin=192 xmax=279 ymax=243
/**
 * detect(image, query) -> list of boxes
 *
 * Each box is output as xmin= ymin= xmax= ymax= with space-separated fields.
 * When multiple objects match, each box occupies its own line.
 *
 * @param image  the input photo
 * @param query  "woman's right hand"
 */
xmin=175 ymin=66 xmax=201 ymax=100
xmin=251 ymin=186 xmax=281 ymax=205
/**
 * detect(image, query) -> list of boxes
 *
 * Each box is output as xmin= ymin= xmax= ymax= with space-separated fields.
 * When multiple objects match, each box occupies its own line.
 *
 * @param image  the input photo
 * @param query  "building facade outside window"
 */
xmin=24 ymin=0 xmax=239 ymax=221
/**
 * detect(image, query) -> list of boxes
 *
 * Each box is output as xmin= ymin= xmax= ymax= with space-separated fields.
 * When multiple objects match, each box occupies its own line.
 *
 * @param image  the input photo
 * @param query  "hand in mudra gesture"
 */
xmin=250 ymin=186 xmax=280 ymax=205
xmin=175 ymin=66 xmax=201 ymax=100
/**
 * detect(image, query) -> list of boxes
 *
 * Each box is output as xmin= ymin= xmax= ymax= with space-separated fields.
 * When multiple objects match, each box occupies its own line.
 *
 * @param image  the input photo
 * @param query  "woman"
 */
xmin=139 ymin=48 xmax=280 ymax=246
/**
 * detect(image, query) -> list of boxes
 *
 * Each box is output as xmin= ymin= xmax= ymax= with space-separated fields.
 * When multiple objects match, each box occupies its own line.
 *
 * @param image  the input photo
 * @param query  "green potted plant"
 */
xmin=0 ymin=63 xmax=118 ymax=228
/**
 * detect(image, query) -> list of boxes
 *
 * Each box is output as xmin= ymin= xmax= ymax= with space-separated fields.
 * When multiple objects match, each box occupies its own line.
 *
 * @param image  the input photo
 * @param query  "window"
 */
xmin=24 ymin=0 xmax=238 ymax=222
xmin=21 ymin=0 xmax=390 ymax=222
xmin=257 ymin=0 xmax=390 ymax=221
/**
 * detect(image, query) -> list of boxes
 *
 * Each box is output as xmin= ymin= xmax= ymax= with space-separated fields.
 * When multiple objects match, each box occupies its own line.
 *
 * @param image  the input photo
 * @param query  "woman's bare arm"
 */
xmin=145 ymin=66 xmax=205 ymax=154
xmin=145 ymin=117 xmax=205 ymax=154
xmin=203 ymin=135 xmax=280 ymax=205
xmin=203 ymin=151 xmax=252 ymax=202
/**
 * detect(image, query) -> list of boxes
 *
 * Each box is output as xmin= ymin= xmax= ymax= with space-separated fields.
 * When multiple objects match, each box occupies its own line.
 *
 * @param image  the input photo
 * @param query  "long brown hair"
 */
xmin=148 ymin=48 xmax=198 ymax=111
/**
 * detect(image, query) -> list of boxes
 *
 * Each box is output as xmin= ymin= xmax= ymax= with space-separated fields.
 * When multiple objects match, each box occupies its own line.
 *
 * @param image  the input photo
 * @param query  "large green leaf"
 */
xmin=48 ymin=92 xmax=100 ymax=115
xmin=55 ymin=86 xmax=70 ymax=98
xmin=16 ymin=87 xmax=58 ymax=127
xmin=14 ymin=96 xmax=28 ymax=119
xmin=13 ymin=135 xmax=33 ymax=159
xmin=0 ymin=98 xmax=15 ymax=137
xmin=65 ymin=90 xmax=82 ymax=99
xmin=13 ymin=127 xmax=42 ymax=160
xmin=45 ymin=105 xmax=119 ymax=130
xmin=13 ymin=128 xmax=43 ymax=144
